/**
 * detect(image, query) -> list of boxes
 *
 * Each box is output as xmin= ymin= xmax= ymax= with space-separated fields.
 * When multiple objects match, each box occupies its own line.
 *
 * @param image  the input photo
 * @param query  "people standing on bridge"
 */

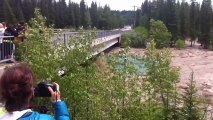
xmin=16 ymin=21 xmax=27 ymax=43
xmin=0 ymin=64 xmax=70 ymax=120
xmin=0 ymin=23 xmax=5 ymax=60
xmin=3 ymin=24 xmax=18 ymax=60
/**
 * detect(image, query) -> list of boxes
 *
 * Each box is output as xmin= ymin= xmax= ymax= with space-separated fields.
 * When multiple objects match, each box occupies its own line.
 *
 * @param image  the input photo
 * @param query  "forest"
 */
xmin=134 ymin=0 xmax=213 ymax=49
xmin=1 ymin=0 xmax=213 ymax=49
xmin=0 ymin=0 xmax=131 ymax=30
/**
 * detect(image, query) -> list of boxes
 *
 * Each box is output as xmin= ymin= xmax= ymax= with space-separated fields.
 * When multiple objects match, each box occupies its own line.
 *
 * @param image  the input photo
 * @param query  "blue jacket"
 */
xmin=19 ymin=101 xmax=70 ymax=120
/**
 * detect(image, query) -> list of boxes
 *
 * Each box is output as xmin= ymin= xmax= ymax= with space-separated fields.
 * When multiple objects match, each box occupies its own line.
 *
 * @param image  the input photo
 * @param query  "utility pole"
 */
xmin=132 ymin=5 xmax=139 ymax=27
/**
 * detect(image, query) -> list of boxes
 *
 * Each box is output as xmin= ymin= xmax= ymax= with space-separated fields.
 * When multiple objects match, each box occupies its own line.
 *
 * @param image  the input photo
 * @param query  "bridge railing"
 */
xmin=0 ymin=36 xmax=16 ymax=63
xmin=0 ymin=29 xmax=131 ymax=63
xmin=52 ymin=30 xmax=122 ymax=46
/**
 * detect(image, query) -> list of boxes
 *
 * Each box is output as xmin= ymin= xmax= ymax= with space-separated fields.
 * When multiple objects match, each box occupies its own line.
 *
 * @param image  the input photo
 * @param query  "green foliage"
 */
xmin=134 ymin=26 xmax=149 ymax=38
xmin=181 ymin=72 xmax=204 ymax=120
xmin=1 ymin=0 xmax=124 ymax=29
xmin=18 ymin=9 xmax=210 ymax=120
xmin=143 ymin=40 xmax=180 ymax=119
xmin=121 ymin=31 xmax=147 ymax=48
xmin=150 ymin=19 xmax=172 ymax=48
xmin=19 ymin=9 xmax=58 ymax=80
xmin=121 ymin=33 xmax=131 ymax=48
xmin=175 ymin=39 xmax=185 ymax=49
xmin=121 ymin=27 xmax=148 ymax=48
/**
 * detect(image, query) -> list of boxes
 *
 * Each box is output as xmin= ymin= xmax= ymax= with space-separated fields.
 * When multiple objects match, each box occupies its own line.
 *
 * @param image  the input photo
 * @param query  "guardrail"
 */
xmin=52 ymin=30 xmax=123 ymax=46
xmin=0 ymin=36 xmax=16 ymax=63
xmin=0 ymin=29 xmax=131 ymax=63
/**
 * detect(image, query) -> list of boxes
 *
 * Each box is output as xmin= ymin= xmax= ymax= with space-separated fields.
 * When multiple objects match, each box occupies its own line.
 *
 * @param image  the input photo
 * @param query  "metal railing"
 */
xmin=52 ymin=30 xmax=123 ymax=46
xmin=0 ymin=36 xmax=16 ymax=63
xmin=0 ymin=29 xmax=131 ymax=63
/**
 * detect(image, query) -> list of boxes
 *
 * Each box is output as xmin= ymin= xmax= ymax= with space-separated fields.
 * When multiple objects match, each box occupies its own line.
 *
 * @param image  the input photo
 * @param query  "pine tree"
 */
xmin=165 ymin=0 xmax=177 ymax=42
xmin=189 ymin=0 xmax=198 ymax=46
xmin=176 ymin=1 xmax=181 ymax=37
xmin=141 ymin=0 xmax=151 ymax=29
xmin=67 ymin=1 xmax=75 ymax=27
xmin=90 ymin=2 xmax=98 ymax=28
xmin=199 ymin=0 xmax=212 ymax=48
xmin=181 ymin=72 xmax=202 ymax=120
xmin=135 ymin=9 xmax=141 ymax=27
xmin=22 ymin=0 xmax=35 ymax=22
xmin=178 ymin=1 xmax=190 ymax=38
xmin=3 ymin=0 xmax=17 ymax=24
xmin=73 ymin=3 xmax=80 ymax=28
xmin=80 ymin=0 xmax=87 ymax=28
xmin=9 ymin=0 xmax=25 ymax=22
xmin=0 ymin=0 xmax=5 ymax=22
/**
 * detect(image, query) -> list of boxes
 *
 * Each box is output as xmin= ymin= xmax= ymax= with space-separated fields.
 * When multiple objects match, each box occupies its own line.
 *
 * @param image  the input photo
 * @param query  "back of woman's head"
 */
xmin=0 ymin=64 xmax=34 ymax=112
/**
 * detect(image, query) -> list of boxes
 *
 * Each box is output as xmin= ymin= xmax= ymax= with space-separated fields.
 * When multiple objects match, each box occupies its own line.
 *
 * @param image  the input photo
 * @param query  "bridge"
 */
xmin=52 ymin=30 xmax=123 ymax=56
xmin=0 ymin=28 xmax=131 ymax=63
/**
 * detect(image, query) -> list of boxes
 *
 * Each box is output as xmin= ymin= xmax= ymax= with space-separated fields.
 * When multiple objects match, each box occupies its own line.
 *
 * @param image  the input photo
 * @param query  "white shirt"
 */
xmin=0 ymin=109 xmax=32 ymax=120
xmin=0 ymin=28 xmax=5 ymax=43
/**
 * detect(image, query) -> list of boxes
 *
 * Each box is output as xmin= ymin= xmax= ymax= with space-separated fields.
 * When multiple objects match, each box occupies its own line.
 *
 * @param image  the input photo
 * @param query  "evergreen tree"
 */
xmin=90 ymin=2 xmax=98 ymax=28
xmin=80 ymin=0 xmax=87 ymax=28
xmin=10 ymin=0 xmax=25 ymax=22
xmin=73 ymin=3 xmax=80 ymax=28
xmin=67 ymin=1 xmax=75 ymax=27
xmin=135 ymin=9 xmax=141 ymax=27
xmin=199 ymin=0 xmax=212 ymax=48
xmin=179 ymin=1 xmax=190 ymax=37
xmin=181 ymin=72 xmax=202 ymax=120
xmin=176 ymin=1 xmax=181 ymax=36
xmin=141 ymin=0 xmax=151 ymax=29
xmin=189 ymin=0 xmax=197 ymax=46
xmin=157 ymin=0 xmax=166 ymax=22
xmin=22 ymin=0 xmax=35 ymax=22
xmin=165 ymin=0 xmax=177 ymax=42
xmin=58 ymin=0 xmax=67 ymax=28
xmin=0 ymin=0 xmax=5 ymax=22
xmin=48 ymin=0 xmax=55 ymax=26
xmin=3 ymin=0 xmax=17 ymax=24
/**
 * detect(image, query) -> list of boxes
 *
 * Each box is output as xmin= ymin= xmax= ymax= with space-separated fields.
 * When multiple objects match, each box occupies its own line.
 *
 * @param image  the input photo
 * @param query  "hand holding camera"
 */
xmin=48 ymin=82 xmax=61 ymax=102
xmin=34 ymin=82 xmax=61 ymax=102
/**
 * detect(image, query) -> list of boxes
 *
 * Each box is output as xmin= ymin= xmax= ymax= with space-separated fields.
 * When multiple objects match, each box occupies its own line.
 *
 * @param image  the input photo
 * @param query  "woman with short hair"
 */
xmin=0 ymin=64 xmax=70 ymax=120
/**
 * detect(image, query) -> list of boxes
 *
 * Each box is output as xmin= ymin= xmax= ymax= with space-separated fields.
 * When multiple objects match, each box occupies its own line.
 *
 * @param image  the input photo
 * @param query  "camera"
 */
xmin=34 ymin=82 xmax=56 ymax=97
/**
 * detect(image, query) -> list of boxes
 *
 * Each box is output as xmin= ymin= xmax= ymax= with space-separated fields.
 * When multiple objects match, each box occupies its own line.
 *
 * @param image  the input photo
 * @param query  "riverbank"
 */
xmin=111 ymin=44 xmax=213 ymax=103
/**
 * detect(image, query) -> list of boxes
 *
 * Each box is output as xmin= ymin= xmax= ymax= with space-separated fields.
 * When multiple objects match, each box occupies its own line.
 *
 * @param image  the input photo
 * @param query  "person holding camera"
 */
xmin=0 ymin=64 xmax=70 ymax=120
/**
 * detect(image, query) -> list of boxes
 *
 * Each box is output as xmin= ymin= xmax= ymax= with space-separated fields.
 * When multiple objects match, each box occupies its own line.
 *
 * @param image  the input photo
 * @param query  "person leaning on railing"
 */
xmin=0 ymin=64 xmax=70 ymax=120
xmin=3 ymin=24 xmax=18 ymax=59
xmin=0 ymin=23 xmax=5 ymax=60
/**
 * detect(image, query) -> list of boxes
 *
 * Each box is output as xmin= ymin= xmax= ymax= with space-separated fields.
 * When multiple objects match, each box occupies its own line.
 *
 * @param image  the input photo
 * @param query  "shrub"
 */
xmin=150 ymin=19 xmax=172 ymax=48
xmin=134 ymin=26 xmax=149 ymax=38
xmin=121 ymin=31 xmax=147 ymax=48
xmin=176 ymin=39 xmax=185 ymax=49
xmin=121 ymin=33 xmax=131 ymax=48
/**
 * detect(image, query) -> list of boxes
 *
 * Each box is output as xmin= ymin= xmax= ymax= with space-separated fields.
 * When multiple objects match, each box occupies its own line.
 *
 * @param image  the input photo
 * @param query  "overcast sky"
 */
xmin=68 ymin=0 xmax=143 ymax=11
xmin=67 ymin=0 xmax=203 ymax=11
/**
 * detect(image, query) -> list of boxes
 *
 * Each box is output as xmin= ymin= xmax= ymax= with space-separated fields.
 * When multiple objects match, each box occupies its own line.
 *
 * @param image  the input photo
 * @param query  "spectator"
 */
xmin=16 ymin=21 xmax=26 ymax=43
xmin=3 ymin=24 xmax=18 ymax=59
xmin=0 ymin=23 xmax=5 ymax=60
xmin=1 ymin=22 xmax=6 ymax=30
xmin=0 ymin=64 xmax=70 ymax=120
xmin=0 ymin=23 xmax=4 ymax=41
